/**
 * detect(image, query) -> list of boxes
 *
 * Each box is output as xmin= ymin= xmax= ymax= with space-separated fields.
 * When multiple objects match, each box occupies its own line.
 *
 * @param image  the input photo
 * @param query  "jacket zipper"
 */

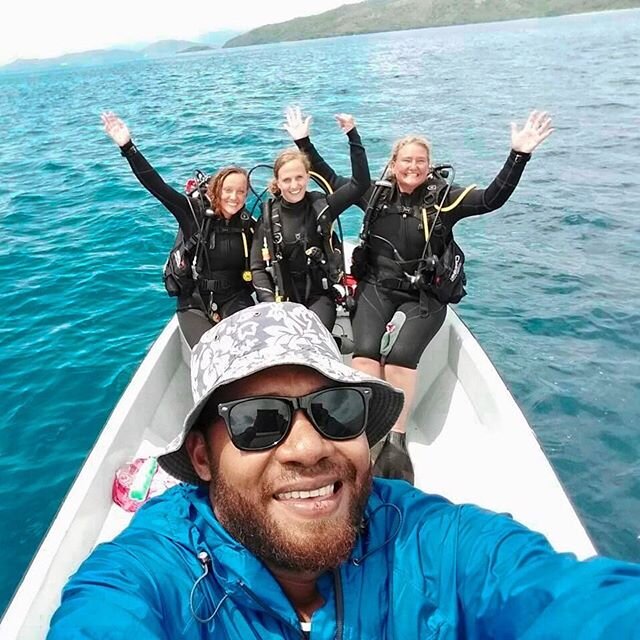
xmin=238 ymin=582 xmax=306 ymax=639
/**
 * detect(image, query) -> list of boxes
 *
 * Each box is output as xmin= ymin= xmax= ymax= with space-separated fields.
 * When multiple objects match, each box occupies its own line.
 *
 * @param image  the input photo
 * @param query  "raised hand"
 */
xmin=510 ymin=110 xmax=554 ymax=154
xmin=335 ymin=113 xmax=356 ymax=135
xmin=101 ymin=111 xmax=132 ymax=147
xmin=283 ymin=105 xmax=312 ymax=141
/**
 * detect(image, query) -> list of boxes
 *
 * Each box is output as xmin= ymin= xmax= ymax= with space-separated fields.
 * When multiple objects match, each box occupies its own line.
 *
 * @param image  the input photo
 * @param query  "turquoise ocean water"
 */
xmin=1 ymin=9 xmax=639 ymax=612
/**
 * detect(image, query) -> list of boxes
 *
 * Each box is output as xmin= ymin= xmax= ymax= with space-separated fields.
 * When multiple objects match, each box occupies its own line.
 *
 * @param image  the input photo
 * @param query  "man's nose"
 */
xmin=274 ymin=409 xmax=333 ymax=466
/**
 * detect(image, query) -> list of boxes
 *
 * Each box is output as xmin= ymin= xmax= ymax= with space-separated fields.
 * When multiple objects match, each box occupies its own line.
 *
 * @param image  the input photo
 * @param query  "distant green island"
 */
xmin=4 ymin=1 xmax=639 ymax=72
xmin=224 ymin=0 xmax=640 ymax=47
xmin=0 ymin=31 xmax=241 ymax=73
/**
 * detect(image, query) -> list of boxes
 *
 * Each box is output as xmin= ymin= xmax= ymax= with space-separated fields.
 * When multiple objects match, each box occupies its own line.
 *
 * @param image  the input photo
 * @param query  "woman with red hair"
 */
xmin=102 ymin=112 xmax=255 ymax=347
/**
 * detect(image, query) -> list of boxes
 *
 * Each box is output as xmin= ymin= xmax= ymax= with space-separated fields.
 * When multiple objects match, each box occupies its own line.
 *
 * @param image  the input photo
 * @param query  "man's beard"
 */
xmin=209 ymin=458 xmax=372 ymax=574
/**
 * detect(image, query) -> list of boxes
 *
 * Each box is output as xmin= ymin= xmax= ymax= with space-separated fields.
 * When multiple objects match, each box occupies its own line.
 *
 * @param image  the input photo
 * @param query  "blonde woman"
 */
xmin=291 ymin=109 xmax=554 ymax=483
xmin=250 ymin=108 xmax=370 ymax=330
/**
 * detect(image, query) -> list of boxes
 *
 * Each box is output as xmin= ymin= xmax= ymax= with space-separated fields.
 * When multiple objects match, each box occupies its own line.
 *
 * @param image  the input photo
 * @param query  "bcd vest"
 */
xmin=353 ymin=173 xmax=467 ymax=305
xmin=163 ymin=198 xmax=252 ymax=299
xmin=261 ymin=193 xmax=344 ymax=303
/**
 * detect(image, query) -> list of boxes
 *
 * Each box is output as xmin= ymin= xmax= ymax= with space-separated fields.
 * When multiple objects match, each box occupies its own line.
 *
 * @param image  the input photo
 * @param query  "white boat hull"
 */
xmin=0 ymin=306 xmax=595 ymax=638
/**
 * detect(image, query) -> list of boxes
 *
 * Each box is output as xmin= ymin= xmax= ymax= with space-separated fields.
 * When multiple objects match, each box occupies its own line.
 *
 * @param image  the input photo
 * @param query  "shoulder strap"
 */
xmin=360 ymin=180 xmax=393 ymax=243
xmin=262 ymin=200 xmax=287 ymax=299
xmin=238 ymin=209 xmax=253 ymax=272
xmin=420 ymin=174 xmax=455 ymax=262
xmin=267 ymin=199 xmax=285 ymax=255
xmin=307 ymin=192 xmax=345 ymax=283
xmin=262 ymin=200 xmax=276 ymax=254
xmin=192 ymin=216 xmax=213 ymax=279
xmin=239 ymin=209 xmax=253 ymax=231
xmin=308 ymin=192 xmax=331 ymax=235
xmin=421 ymin=176 xmax=449 ymax=209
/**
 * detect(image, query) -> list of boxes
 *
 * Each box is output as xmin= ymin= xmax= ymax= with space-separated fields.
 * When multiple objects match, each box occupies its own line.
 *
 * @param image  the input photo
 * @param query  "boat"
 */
xmin=0 ymin=292 xmax=596 ymax=639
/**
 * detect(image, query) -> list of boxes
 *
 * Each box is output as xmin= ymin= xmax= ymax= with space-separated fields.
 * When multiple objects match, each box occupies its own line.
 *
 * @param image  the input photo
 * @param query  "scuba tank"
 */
xmin=162 ymin=170 xmax=211 ymax=299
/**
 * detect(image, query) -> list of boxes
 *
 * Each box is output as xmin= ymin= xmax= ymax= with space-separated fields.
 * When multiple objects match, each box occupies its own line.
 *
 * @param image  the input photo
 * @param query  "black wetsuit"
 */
xmin=251 ymin=128 xmax=370 ymax=330
xmin=296 ymin=136 xmax=531 ymax=368
xmin=120 ymin=140 xmax=254 ymax=347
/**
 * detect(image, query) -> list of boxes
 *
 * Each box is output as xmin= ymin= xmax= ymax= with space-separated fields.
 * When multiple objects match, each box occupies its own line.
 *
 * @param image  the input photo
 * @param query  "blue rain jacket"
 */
xmin=48 ymin=480 xmax=640 ymax=639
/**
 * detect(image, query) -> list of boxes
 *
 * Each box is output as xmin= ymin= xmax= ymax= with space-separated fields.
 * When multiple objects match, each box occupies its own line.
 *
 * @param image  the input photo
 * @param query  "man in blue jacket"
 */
xmin=49 ymin=302 xmax=640 ymax=639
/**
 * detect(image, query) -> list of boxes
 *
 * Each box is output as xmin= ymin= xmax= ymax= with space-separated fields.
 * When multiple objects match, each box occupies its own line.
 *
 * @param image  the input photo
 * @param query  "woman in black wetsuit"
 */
xmin=291 ymin=109 xmax=554 ymax=483
xmin=250 ymin=108 xmax=370 ymax=332
xmin=101 ymin=112 xmax=254 ymax=348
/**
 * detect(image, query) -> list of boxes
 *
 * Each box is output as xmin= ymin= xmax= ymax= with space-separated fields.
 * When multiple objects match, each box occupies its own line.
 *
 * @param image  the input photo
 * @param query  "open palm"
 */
xmin=101 ymin=111 xmax=131 ymax=147
xmin=283 ymin=106 xmax=312 ymax=141
xmin=511 ymin=110 xmax=554 ymax=154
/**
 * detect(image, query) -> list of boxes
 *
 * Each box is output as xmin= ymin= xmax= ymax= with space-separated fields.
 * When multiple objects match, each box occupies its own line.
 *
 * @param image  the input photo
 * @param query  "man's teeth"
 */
xmin=277 ymin=483 xmax=334 ymax=500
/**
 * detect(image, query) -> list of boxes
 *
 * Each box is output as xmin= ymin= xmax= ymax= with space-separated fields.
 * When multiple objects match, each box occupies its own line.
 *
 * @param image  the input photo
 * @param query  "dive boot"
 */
xmin=373 ymin=431 xmax=414 ymax=485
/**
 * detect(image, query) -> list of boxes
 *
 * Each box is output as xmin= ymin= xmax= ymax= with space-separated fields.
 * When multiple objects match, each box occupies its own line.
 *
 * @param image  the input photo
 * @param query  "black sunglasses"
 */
xmin=217 ymin=386 xmax=372 ymax=451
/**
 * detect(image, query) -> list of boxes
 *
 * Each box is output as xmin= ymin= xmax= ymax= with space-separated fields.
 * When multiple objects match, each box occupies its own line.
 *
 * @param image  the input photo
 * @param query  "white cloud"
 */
xmin=0 ymin=0 xmax=362 ymax=65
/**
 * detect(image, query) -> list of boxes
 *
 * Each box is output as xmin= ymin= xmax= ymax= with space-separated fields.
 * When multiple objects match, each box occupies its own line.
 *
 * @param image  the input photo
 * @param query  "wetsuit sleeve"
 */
xmin=443 ymin=150 xmax=531 ymax=226
xmin=47 ymin=542 xmax=169 ymax=639
xmin=119 ymin=140 xmax=197 ymax=233
xmin=295 ymin=136 xmax=351 ymax=191
xmin=250 ymin=219 xmax=276 ymax=302
xmin=324 ymin=128 xmax=371 ymax=221
xmin=454 ymin=506 xmax=640 ymax=639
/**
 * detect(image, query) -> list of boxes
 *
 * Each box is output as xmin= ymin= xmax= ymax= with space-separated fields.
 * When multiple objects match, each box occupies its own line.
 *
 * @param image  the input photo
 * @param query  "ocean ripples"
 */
xmin=1 ymin=8 xmax=640 ymax=610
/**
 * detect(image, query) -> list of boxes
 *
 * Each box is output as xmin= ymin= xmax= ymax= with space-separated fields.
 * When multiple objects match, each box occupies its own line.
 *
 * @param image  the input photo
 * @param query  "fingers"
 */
xmin=526 ymin=109 xmax=552 ymax=131
xmin=285 ymin=105 xmax=298 ymax=126
xmin=282 ymin=105 xmax=312 ymax=140
xmin=512 ymin=110 xmax=555 ymax=153
xmin=283 ymin=105 xmax=311 ymax=140
xmin=525 ymin=110 xmax=539 ymax=129
xmin=537 ymin=125 xmax=555 ymax=143
xmin=100 ymin=111 xmax=131 ymax=146
xmin=101 ymin=111 xmax=120 ymax=131
xmin=285 ymin=105 xmax=306 ymax=126
xmin=537 ymin=112 xmax=553 ymax=133
xmin=334 ymin=113 xmax=355 ymax=132
xmin=530 ymin=112 xmax=553 ymax=144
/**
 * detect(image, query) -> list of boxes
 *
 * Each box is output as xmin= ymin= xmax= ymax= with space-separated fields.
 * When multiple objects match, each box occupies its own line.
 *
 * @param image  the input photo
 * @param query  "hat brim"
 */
xmin=158 ymin=349 xmax=403 ymax=484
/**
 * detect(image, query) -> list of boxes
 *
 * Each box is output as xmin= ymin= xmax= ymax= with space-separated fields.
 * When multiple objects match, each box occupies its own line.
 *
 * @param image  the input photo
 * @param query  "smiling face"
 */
xmin=207 ymin=167 xmax=248 ymax=220
xmin=218 ymin=172 xmax=248 ymax=219
xmin=391 ymin=140 xmax=431 ymax=194
xmin=276 ymin=159 xmax=310 ymax=204
xmin=186 ymin=365 xmax=372 ymax=574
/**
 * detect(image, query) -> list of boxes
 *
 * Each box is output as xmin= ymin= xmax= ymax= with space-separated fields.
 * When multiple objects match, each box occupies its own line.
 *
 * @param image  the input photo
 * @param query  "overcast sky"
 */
xmin=0 ymin=0 xmax=362 ymax=66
